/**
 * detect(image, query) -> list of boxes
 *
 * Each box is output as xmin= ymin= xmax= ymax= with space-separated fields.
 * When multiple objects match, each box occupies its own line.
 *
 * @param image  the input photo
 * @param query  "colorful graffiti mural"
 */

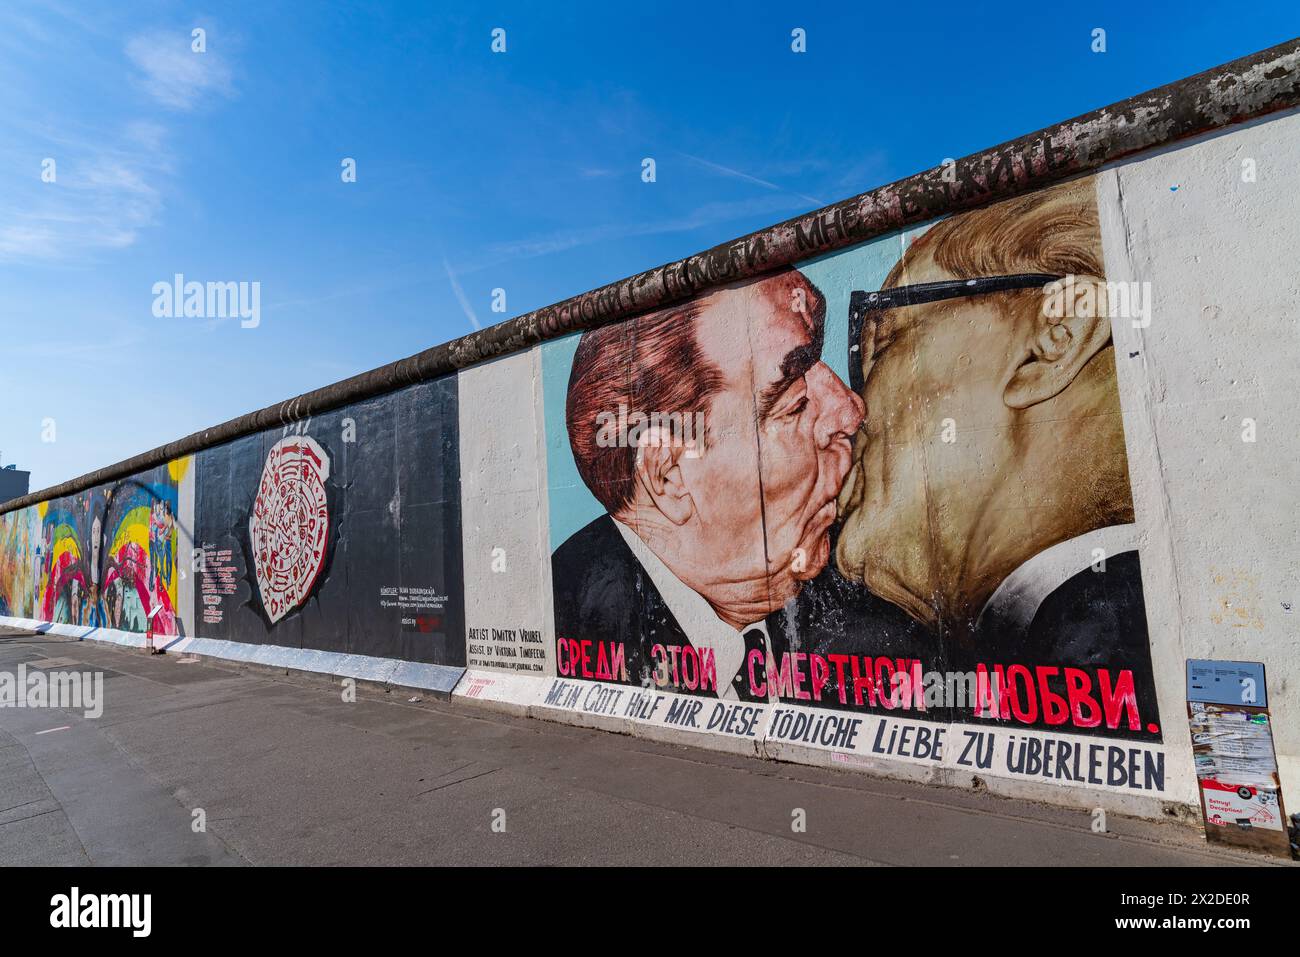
xmin=0 ymin=459 xmax=187 ymax=637
xmin=0 ymin=506 xmax=38 ymax=618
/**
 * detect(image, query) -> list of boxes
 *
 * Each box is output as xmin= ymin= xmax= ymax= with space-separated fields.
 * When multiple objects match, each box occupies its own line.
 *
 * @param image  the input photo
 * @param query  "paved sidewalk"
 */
xmin=0 ymin=627 xmax=1283 ymax=866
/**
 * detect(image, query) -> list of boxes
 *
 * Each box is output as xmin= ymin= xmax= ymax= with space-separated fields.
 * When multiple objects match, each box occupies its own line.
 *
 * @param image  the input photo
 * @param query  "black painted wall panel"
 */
xmin=194 ymin=374 xmax=464 ymax=666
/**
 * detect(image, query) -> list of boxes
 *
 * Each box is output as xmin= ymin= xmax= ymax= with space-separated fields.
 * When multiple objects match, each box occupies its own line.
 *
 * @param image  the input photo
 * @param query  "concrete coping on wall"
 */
xmin=5 ymin=36 xmax=1299 ymax=515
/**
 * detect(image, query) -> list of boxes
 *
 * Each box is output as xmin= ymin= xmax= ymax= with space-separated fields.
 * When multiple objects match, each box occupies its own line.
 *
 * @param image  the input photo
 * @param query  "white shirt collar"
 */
xmin=612 ymin=518 xmax=768 ymax=700
xmin=977 ymin=523 xmax=1139 ymax=637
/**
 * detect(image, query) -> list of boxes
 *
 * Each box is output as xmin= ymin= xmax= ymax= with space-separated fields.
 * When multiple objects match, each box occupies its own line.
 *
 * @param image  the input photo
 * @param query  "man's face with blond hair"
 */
xmin=835 ymin=180 xmax=1135 ymax=632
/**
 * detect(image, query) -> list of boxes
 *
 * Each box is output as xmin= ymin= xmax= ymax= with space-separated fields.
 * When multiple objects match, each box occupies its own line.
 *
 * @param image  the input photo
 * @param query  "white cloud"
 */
xmin=0 ymin=20 xmax=237 ymax=263
xmin=0 ymin=125 xmax=170 ymax=263
xmin=125 ymin=29 xmax=234 ymax=111
xmin=123 ymin=119 xmax=168 ymax=152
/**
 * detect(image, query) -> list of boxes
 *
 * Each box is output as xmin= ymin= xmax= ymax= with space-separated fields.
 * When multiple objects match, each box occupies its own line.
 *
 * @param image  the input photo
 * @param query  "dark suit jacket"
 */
xmin=960 ymin=549 xmax=1160 ymax=741
xmin=552 ymin=514 xmax=734 ymax=694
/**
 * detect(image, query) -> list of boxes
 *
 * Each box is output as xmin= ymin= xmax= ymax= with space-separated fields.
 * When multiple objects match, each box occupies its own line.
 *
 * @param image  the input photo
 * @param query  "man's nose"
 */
xmin=809 ymin=363 xmax=865 ymax=447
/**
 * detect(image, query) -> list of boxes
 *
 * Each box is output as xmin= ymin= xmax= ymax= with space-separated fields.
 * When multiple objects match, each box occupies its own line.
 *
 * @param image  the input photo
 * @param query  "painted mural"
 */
xmin=0 ymin=506 xmax=38 ymax=618
xmin=544 ymin=177 xmax=1161 ymax=752
xmin=249 ymin=435 xmax=332 ymax=625
xmin=193 ymin=376 xmax=466 ymax=666
xmin=0 ymin=459 xmax=186 ymax=635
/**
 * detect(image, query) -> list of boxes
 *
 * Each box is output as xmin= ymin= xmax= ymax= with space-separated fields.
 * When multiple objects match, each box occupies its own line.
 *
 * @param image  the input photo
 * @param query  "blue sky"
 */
xmin=1 ymin=1 xmax=1295 ymax=493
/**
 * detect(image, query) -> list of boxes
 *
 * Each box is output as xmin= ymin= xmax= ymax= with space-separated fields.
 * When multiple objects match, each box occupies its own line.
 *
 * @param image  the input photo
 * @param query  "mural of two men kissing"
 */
xmin=546 ymin=176 xmax=1160 ymax=743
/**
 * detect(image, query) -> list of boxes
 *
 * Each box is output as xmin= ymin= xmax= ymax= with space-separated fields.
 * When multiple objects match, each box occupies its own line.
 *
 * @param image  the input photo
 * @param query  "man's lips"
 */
xmin=797 ymin=497 xmax=838 ymax=545
xmin=787 ymin=454 xmax=851 ymax=551
xmin=787 ymin=500 xmax=837 ymax=580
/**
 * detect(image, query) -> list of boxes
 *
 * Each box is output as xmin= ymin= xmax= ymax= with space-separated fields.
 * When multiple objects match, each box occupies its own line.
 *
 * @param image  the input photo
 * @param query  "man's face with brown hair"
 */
xmin=628 ymin=271 xmax=863 ymax=626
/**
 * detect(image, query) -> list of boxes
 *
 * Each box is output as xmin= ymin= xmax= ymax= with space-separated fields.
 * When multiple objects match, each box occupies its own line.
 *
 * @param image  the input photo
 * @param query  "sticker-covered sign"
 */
xmin=1189 ymin=705 xmax=1284 ymax=831
xmin=1185 ymin=660 xmax=1289 ymax=858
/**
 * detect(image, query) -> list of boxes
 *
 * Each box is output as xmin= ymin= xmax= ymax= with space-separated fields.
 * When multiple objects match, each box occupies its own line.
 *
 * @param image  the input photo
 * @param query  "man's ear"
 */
xmin=633 ymin=427 xmax=694 ymax=525
xmin=1004 ymin=275 xmax=1113 ymax=410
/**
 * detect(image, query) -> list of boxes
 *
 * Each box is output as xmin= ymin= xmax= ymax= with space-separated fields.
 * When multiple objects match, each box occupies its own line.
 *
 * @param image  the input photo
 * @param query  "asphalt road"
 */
xmin=0 ymin=626 xmax=1282 ymax=867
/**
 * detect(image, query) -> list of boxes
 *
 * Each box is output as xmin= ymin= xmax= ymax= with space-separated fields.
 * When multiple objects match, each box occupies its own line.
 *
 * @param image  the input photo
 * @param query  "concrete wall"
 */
xmin=192 ymin=377 xmax=464 ymax=668
xmin=2 ymin=65 xmax=1296 ymax=823
xmin=461 ymin=173 xmax=1183 ymax=814
xmin=1097 ymin=110 xmax=1300 ymax=809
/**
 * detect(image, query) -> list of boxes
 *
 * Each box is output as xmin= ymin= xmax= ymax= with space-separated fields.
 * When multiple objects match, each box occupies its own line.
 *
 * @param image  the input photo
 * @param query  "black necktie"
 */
xmin=732 ymin=628 xmax=769 ymax=702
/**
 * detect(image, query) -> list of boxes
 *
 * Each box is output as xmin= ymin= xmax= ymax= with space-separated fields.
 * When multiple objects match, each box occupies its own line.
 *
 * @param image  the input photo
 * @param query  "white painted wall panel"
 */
xmin=1098 ymin=109 xmax=1300 ymax=802
xmin=458 ymin=349 xmax=556 ymax=675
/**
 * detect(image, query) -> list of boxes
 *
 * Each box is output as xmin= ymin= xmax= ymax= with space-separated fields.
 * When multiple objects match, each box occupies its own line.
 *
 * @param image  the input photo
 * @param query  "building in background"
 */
xmin=0 ymin=461 xmax=30 ymax=507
